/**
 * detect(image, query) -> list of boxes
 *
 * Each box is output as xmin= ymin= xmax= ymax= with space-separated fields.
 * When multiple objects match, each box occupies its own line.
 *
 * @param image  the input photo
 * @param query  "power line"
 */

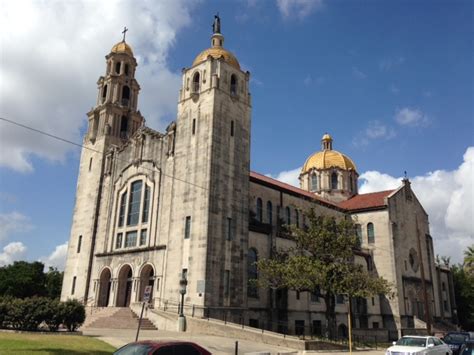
xmin=0 ymin=116 xmax=209 ymax=192
xmin=0 ymin=116 xmax=404 ymax=257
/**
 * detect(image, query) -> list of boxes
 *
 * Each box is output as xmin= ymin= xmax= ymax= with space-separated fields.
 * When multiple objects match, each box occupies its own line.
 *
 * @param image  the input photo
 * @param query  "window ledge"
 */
xmin=96 ymin=244 xmax=166 ymax=257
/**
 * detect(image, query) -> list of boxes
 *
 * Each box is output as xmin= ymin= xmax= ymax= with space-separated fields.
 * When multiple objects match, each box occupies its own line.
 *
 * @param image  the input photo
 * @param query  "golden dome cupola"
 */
xmin=192 ymin=14 xmax=241 ymax=70
xmin=299 ymin=133 xmax=359 ymax=203
xmin=111 ymin=41 xmax=134 ymax=56
xmin=110 ymin=27 xmax=134 ymax=57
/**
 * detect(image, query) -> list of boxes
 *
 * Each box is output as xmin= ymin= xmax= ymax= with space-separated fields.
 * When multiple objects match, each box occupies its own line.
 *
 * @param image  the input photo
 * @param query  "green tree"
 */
xmin=45 ymin=267 xmax=63 ymax=299
xmin=256 ymin=210 xmax=391 ymax=339
xmin=451 ymin=264 xmax=474 ymax=330
xmin=0 ymin=261 xmax=46 ymax=298
xmin=463 ymin=245 xmax=474 ymax=274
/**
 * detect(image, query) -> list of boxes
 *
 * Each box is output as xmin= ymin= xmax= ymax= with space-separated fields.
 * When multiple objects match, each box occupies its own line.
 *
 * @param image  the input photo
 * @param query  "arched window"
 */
xmin=102 ymin=85 xmax=108 ymax=102
xmin=349 ymin=175 xmax=354 ymax=192
xmin=118 ymin=191 xmax=127 ymax=227
xmin=247 ymin=248 xmax=258 ymax=298
xmin=121 ymin=86 xmax=130 ymax=106
xmin=311 ymin=174 xmax=318 ymax=191
xmin=115 ymin=62 xmax=121 ymax=74
xmin=142 ymin=185 xmax=150 ymax=223
xmin=192 ymin=72 xmax=200 ymax=93
xmin=367 ymin=222 xmax=375 ymax=244
xmin=367 ymin=255 xmax=373 ymax=271
xmin=331 ymin=172 xmax=338 ymax=190
xmin=266 ymin=201 xmax=273 ymax=225
xmin=256 ymin=198 xmax=263 ymax=222
xmin=355 ymin=224 xmax=362 ymax=246
xmin=230 ymin=74 xmax=237 ymax=95
xmin=286 ymin=206 xmax=291 ymax=225
xmin=295 ymin=209 xmax=299 ymax=228
xmin=124 ymin=64 xmax=129 ymax=76
xmin=120 ymin=116 xmax=128 ymax=138
xmin=127 ymin=181 xmax=143 ymax=226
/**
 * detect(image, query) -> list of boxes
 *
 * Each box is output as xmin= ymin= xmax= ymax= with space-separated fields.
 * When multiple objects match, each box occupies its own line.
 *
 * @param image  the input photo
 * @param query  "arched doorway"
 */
xmin=97 ymin=268 xmax=112 ymax=307
xmin=116 ymin=265 xmax=133 ymax=307
xmin=338 ymin=324 xmax=348 ymax=339
xmin=139 ymin=264 xmax=155 ymax=302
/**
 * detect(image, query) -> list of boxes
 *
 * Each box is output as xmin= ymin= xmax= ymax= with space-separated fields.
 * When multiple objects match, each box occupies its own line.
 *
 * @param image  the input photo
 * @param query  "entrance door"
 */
xmin=116 ymin=265 xmax=133 ymax=307
xmin=98 ymin=268 xmax=112 ymax=307
xmin=125 ymin=280 xmax=132 ymax=307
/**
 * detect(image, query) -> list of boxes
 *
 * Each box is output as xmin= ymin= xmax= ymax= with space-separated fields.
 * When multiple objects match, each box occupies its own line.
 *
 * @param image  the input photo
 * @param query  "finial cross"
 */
xmin=122 ymin=26 xmax=128 ymax=42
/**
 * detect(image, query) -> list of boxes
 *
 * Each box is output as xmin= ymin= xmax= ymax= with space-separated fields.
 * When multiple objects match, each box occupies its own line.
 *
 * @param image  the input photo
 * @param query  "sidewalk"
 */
xmin=82 ymin=327 xmax=386 ymax=355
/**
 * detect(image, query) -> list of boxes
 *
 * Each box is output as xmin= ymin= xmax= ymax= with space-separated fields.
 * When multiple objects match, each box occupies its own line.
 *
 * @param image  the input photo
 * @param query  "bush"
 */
xmin=44 ymin=299 xmax=65 ymax=331
xmin=0 ymin=296 xmax=86 ymax=331
xmin=62 ymin=299 xmax=85 ymax=331
xmin=0 ymin=296 xmax=10 ymax=328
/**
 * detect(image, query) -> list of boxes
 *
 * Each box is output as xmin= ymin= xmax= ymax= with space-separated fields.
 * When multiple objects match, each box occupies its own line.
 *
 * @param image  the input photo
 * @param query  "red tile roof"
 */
xmin=249 ymin=171 xmax=395 ymax=212
xmin=249 ymin=171 xmax=341 ymax=209
xmin=338 ymin=190 xmax=395 ymax=211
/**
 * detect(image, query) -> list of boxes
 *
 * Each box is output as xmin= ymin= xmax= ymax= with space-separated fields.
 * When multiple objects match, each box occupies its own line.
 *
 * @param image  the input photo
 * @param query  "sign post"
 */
xmin=135 ymin=286 xmax=152 ymax=341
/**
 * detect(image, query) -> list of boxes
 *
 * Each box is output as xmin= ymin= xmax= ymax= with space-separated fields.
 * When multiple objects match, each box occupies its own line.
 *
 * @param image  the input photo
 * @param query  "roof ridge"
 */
xmin=249 ymin=171 xmax=341 ymax=208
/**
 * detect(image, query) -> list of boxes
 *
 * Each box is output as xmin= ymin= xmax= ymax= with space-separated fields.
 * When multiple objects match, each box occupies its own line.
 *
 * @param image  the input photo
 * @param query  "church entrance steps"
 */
xmin=81 ymin=306 xmax=157 ymax=330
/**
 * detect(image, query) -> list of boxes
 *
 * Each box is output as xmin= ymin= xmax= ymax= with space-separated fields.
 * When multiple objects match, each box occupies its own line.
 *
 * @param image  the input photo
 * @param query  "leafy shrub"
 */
xmin=0 ymin=296 xmax=10 ymax=328
xmin=44 ymin=299 xmax=65 ymax=331
xmin=0 ymin=296 xmax=85 ymax=331
xmin=62 ymin=299 xmax=85 ymax=331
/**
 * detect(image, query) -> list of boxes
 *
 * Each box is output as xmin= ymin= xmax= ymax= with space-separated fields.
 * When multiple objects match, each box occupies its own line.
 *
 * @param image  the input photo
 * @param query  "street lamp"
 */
xmin=178 ymin=274 xmax=188 ymax=332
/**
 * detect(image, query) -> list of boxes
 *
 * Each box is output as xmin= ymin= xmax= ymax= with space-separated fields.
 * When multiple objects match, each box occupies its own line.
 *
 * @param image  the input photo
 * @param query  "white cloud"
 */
xmin=379 ymin=56 xmax=405 ymax=71
xmin=0 ymin=211 xmax=34 ymax=242
xmin=277 ymin=0 xmax=324 ymax=19
xmin=353 ymin=120 xmax=396 ymax=147
xmin=395 ymin=107 xmax=429 ymax=126
xmin=0 ymin=242 xmax=27 ymax=266
xmin=267 ymin=167 xmax=301 ymax=187
xmin=0 ymin=0 xmax=197 ymax=172
xmin=365 ymin=120 xmax=396 ymax=140
xmin=352 ymin=66 xmax=367 ymax=79
xmin=389 ymin=84 xmax=400 ymax=94
xmin=41 ymin=242 xmax=69 ymax=271
xmin=359 ymin=147 xmax=474 ymax=264
xmin=303 ymin=75 xmax=324 ymax=86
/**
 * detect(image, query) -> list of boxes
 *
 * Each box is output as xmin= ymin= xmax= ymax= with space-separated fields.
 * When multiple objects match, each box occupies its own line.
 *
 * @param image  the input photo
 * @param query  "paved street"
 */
xmin=82 ymin=328 xmax=386 ymax=354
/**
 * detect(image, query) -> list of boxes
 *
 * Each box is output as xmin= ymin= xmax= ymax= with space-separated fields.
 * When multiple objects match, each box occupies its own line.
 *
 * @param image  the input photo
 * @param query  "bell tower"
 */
xmin=88 ymin=28 xmax=144 ymax=144
xmin=161 ymin=15 xmax=252 ymax=312
xmin=62 ymin=31 xmax=144 ymax=302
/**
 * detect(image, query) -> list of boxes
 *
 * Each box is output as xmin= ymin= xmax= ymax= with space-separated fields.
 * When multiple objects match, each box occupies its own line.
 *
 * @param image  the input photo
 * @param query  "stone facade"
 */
xmin=61 ymin=19 xmax=455 ymax=338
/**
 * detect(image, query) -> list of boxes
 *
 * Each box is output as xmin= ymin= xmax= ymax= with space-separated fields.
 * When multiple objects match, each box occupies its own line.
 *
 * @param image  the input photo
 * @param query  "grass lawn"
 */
xmin=0 ymin=332 xmax=117 ymax=355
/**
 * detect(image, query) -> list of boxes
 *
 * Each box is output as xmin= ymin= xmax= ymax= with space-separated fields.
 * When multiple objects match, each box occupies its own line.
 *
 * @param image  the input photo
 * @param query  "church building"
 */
xmin=61 ymin=16 xmax=456 ymax=338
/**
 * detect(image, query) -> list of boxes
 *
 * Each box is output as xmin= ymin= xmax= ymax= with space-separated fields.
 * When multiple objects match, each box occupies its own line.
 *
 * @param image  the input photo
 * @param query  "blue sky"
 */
xmin=0 ymin=0 xmax=472 ymax=267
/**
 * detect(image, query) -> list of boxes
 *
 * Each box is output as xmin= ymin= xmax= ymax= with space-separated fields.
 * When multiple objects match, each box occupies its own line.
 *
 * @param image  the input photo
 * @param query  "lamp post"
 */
xmin=178 ymin=274 xmax=188 ymax=332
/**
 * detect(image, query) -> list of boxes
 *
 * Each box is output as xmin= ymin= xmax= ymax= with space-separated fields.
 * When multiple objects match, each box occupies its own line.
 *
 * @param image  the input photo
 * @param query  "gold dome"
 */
xmin=301 ymin=134 xmax=357 ymax=173
xmin=192 ymin=47 xmax=240 ymax=70
xmin=302 ymin=150 xmax=357 ymax=173
xmin=111 ymin=41 xmax=133 ymax=56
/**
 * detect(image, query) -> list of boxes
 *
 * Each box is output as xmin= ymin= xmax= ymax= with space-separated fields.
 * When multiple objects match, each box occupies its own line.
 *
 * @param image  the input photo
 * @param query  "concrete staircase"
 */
xmin=82 ymin=307 xmax=157 ymax=330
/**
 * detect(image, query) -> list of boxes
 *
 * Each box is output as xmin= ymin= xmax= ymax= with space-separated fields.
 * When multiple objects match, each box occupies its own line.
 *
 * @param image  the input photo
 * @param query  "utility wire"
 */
xmin=1 ymin=115 xmax=402 ymax=257
xmin=0 ymin=116 xmax=209 ymax=191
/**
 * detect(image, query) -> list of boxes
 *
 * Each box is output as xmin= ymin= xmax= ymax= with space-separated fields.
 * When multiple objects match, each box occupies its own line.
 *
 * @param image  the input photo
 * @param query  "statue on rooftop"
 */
xmin=212 ymin=14 xmax=221 ymax=34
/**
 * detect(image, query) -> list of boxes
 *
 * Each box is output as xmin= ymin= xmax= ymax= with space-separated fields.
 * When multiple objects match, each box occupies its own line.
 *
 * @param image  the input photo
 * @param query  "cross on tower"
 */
xmin=122 ymin=26 xmax=128 ymax=42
